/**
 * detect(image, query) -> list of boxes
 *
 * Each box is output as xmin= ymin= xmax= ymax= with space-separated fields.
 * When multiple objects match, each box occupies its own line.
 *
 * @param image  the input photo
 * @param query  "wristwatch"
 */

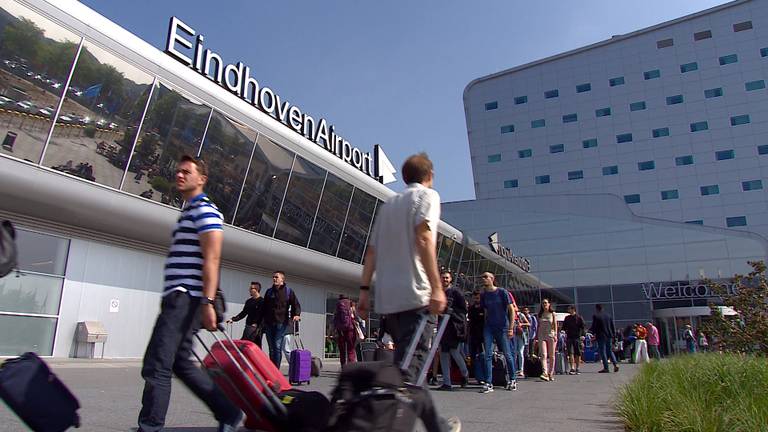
xmin=200 ymin=296 xmax=216 ymax=305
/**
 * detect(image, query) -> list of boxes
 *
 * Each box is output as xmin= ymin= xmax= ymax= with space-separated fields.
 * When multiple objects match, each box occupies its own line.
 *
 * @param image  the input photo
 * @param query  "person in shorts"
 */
xmin=561 ymin=305 xmax=585 ymax=374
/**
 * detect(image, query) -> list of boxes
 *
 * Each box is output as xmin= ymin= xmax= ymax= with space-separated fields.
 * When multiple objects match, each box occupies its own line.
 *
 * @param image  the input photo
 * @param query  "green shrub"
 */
xmin=617 ymin=354 xmax=768 ymax=432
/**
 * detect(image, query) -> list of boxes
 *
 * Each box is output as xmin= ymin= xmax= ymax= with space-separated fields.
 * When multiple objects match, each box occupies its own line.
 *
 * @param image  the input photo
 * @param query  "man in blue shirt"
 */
xmin=479 ymin=272 xmax=517 ymax=393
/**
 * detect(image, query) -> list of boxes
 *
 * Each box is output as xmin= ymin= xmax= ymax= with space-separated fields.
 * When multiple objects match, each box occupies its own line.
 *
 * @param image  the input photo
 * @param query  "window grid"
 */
xmin=576 ymin=83 xmax=591 ymax=93
xmin=583 ymin=138 xmax=598 ymax=149
xmin=733 ymin=21 xmax=753 ymax=32
xmin=661 ymin=189 xmax=679 ymax=200
xmin=549 ymin=144 xmax=565 ymax=154
xmin=485 ymin=101 xmax=498 ymax=111
xmin=719 ymin=54 xmax=738 ymax=65
xmin=595 ymin=107 xmax=611 ymax=117
xmin=690 ymin=121 xmax=709 ymax=132
xmin=616 ymin=133 xmax=633 ymax=144
xmin=531 ymin=119 xmax=546 ymax=128
xmin=630 ymin=101 xmax=646 ymax=111
xmin=742 ymin=180 xmax=763 ymax=191
xmin=746 ymin=80 xmax=766 ymax=91
xmin=535 ymin=175 xmax=550 ymax=185
xmin=694 ymin=30 xmax=712 ymax=41
xmin=609 ymin=77 xmax=625 ymax=87
xmin=700 ymin=185 xmax=720 ymax=196
xmin=731 ymin=115 xmax=751 ymax=126
xmin=488 ymin=154 xmax=502 ymax=163
xmin=562 ymin=113 xmax=578 ymax=123
xmin=504 ymin=179 xmax=519 ymax=189
xmin=652 ymin=127 xmax=670 ymax=138
xmin=500 ymin=124 xmax=515 ymax=134
xmin=667 ymin=95 xmax=684 ymax=105
xmin=716 ymin=150 xmax=735 ymax=160
xmin=568 ymin=170 xmax=584 ymax=180
xmin=644 ymin=69 xmax=661 ymax=80
xmin=624 ymin=194 xmax=640 ymax=204
xmin=638 ymin=161 xmax=655 ymax=171
xmin=514 ymin=96 xmax=528 ymax=105
xmin=680 ymin=62 xmax=698 ymax=73
xmin=705 ymin=87 xmax=724 ymax=98
xmin=603 ymin=165 xmax=618 ymax=176
xmin=726 ymin=216 xmax=747 ymax=227
xmin=675 ymin=155 xmax=694 ymax=166
xmin=544 ymin=89 xmax=559 ymax=99
xmin=518 ymin=149 xmax=532 ymax=158
xmin=656 ymin=38 xmax=674 ymax=49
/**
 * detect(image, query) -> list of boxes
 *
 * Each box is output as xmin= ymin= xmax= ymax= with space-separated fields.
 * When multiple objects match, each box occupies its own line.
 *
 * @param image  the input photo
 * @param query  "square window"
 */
xmin=745 ymin=80 xmax=766 ymax=91
xmin=576 ymin=83 xmax=592 ymax=93
xmin=758 ymin=144 xmax=768 ymax=155
xmin=719 ymin=54 xmax=738 ymax=65
xmin=602 ymin=165 xmax=618 ymax=176
xmin=742 ymin=180 xmax=763 ymax=191
xmin=630 ymin=101 xmax=646 ymax=111
xmin=514 ymin=96 xmax=527 ymax=105
xmin=638 ymin=160 xmax=655 ymax=171
xmin=549 ymin=144 xmax=565 ymax=154
xmin=652 ymin=127 xmax=670 ymax=138
xmin=488 ymin=154 xmax=502 ymax=163
xmin=694 ymin=30 xmax=712 ymax=41
xmin=531 ymin=119 xmax=546 ymax=128
xmin=726 ymin=216 xmax=747 ymax=227
xmin=733 ymin=21 xmax=753 ymax=32
xmin=568 ymin=170 xmax=584 ymax=180
xmin=535 ymin=175 xmax=550 ymax=184
xmin=657 ymin=38 xmax=674 ymax=49
xmin=762 ymin=47 xmax=768 ymax=57
xmin=716 ymin=150 xmax=735 ymax=160
xmin=686 ymin=220 xmax=704 ymax=225
xmin=609 ymin=77 xmax=625 ymax=87
xmin=644 ymin=69 xmax=661 ymax=80
xmin=680 ymin=62 xmax=698 ymax=73
xmin=690 ymin=121 xmax=709 ymax=132
xmin=544 ymin=89 xmax=559 ymax=99
xmin=582 ymin=138 xmax=598 ymax=149
xmin=518 ymin=149 xmax=533 ymax=158
xmin=661 ymin=189 xmax=679 ymax=200
xmin=616 ymin=133 xmax=633 ymax=143
xmin=595 ymin=107 xmax=611 ymax=117
xmin=731 ymin=115 xmax=751 ymax=126
xmin=624 ymin=194 xmax=640 ymax=204
xmin=562 ymin=113 xmax=578 ymax=123
xmin=504 ymin=179 xmax=519 ymax=189
xmin=675 ymin=155 xmax=694 ymax=166
xmin=485 ymin=101 xmax=498 ymax=111
xmin=705 ymin=87 xmax=724 ymax=98
xmin=500 ymin=124 xmax=515 ymax=134
xmin=666 ymin=94 xmax=684 ymax=105
xmin=700 ymin=185 xmax=720 ymax=195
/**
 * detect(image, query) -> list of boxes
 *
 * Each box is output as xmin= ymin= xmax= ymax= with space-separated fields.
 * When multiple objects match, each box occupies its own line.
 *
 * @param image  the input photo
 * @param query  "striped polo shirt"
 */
xmin=163 ymin=193 xmax=223 ymax=297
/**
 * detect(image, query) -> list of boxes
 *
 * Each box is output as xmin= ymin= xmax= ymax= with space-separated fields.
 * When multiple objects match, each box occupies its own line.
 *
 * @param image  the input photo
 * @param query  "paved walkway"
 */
xmin=0 ymin=358 xmax=638 ymax=431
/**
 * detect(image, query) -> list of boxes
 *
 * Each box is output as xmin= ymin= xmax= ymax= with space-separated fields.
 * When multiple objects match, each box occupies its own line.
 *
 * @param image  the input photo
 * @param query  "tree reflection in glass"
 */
xmin=337 ymin=188 xmax=377 ymax=263
xmin=274 ymin=156 xmax=326 ymax=247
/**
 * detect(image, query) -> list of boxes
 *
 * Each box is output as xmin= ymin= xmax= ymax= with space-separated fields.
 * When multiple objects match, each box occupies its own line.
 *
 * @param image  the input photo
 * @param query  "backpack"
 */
xmin=0 ymin=220 xmax=17 ymax=278
xmin=334 ymin=299 xmax=354 ymax=331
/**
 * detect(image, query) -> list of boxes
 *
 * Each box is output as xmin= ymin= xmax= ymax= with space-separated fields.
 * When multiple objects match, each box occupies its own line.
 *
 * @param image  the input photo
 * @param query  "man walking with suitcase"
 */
xmin=262 ymin=271 xmax=301 ymax=368
xmin=137 ymin=155 xmax=242 ymax=432
xmin=359 ymin=153 xmax=461 ymax=432
xmin=226 ymin=281 xmax=265 ymax=348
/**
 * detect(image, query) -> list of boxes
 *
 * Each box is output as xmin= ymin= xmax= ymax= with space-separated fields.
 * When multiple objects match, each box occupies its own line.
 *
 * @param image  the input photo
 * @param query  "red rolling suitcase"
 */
xmin=288 ymin=327 xmax=312 ymax=385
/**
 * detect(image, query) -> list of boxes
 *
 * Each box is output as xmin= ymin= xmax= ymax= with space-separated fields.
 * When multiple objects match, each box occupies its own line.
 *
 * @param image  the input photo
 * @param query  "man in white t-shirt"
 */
xmin=359 ymin=153 xmax=459 ymax=432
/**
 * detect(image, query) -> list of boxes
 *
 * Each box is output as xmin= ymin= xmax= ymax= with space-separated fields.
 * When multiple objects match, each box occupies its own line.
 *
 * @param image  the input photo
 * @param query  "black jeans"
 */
xmin=384 ymin=308 xmax=449 ymax=432
xmin=138 ymin=291 xmax=240 ymax=432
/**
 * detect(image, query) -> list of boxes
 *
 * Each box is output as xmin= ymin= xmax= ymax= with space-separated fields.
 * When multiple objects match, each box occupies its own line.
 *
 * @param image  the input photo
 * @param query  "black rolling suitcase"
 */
xmin=326 ymin=311 xmax=451 ymax=432
xmin=0 ymin=352 xmax=80 ymax=432
xmin=490 ymin=352 xmax=509 ymax=387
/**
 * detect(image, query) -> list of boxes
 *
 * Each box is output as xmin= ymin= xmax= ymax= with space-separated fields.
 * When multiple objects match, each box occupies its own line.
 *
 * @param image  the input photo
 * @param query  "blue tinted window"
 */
xmin=602 ymin=165 xmax=618 ymax=176
xmin=700 ymin=185 xmax=720 ymax=195
xmin=716 ymin=150 xmax=735 ymax=160
xmin=675 ymin=155 xmax=694 ymax=166
xmin=535 ymin=175 xmax=550 ymax=184
xmin=638 ymin=160 xmax=655 ymax=171
xmin=485 ymin=101 xmax=498 ymax=110
xmin=762 ymin=47 xmax=768 ymax=57
xmin=504 ymin=179 xmax=519 ymax=189
xmin=583 ymin=138 xmax=598 ymax=149
xmin=568 ymin=170 xmax=584 ymax=180
xmin=576 ymin=83 xmax=591 ymax=93
xmin=719 ymin=54 xmax=738 ymax=65
xmin=518 ymin=149 xmax=533 ymax=158
xmin=550 ymin=144 xmax=565 ymax=154
xmin=544 ymin=89 xmax=559 ymax=99
xmin=726 ymin=216 xmax=747 ymax=227
xmin=759 ymin=145 xmax=768 ymax=155
xmin=501 ymin=124 xmax=515 ymax=134
xmin=624 ymin=194 xmax=640 ymax=204
xmin=661 ymin=189 xmax=679 ymax=200
xmin=562 ymin=113 xmax=578 ymax=123
xmin=531 ymin=119 xmax=546 ymax=128
xmin=630 ymin=101 xmax=646 ymax=111
xmin=690 ymin=121 xmax=709 ymax=132
xmin=666 ymin=95 xmax=684 ymax=105
xmin=652 ymin=127 xmax=670 ymax=138
xmin=595 ymin=107 xmax=611 ymax=117
xmin=616 ymin=133 xmax=633 ymax=143
xmin=685 ymin=220 xmax=704 ymax=225
xmin=731 ymin=115 xmax=751 ymax=126
xmin=742 ymin=180 xmax=763 ymax=191
xmin=705 ymin=87 xmax=723 ymax=98
xmin=514 ymin=96 xmax=528 ymax=105
xmin=680 ymin=62 xmax=698 ymax=73
xmin=745 ymin=80 xmax=765 ymax=91
xmin=609 ymin=76 xmax=625 ymax=87
xmin=644 ymin=69 xmax=661 ymax=80
xmin=488 ymin=154 xmax=502 ymax=163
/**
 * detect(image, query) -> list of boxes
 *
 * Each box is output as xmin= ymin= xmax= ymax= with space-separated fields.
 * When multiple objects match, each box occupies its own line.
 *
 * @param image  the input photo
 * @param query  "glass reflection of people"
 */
xmin=227 ymin=281 xmax=265 ymax=348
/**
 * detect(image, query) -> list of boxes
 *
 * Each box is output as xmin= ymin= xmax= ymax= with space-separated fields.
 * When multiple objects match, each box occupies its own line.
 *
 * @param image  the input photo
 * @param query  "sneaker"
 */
xmin=614 ymin=365 xmax=620 ymax=373
xmin=568 ymin=369 xmax=576 ymax=375
xmin=575 ymin=369 xmax=581 ymax=375
xmin=505 ymin=381 xmax=513 ymax=391
xmin=539 ymin=374 xmax=549 ymax=381
xmin=508 ymin=381 xmax=518 ymax=391
xmin=217 ymin=411 xmax=243 ymax=432
xmin=460 ymin=376 xmax=469 ymax=388
xmin=446 ymin=416 xmax=462 ymax=432
xmin=598 ymin=369 xmax=610 ymax=373
xmin=436 ymin=384 xmax=453 ymax=391
xmin=428 ymin=376 xmax=438 ymax=386
xmin=517 ymin=371 xmax=525 ymax=378
xmin=549 ymin=375 xmax=555 ymax=382
xmin=479 ymin=383 xmax=494 ymax=394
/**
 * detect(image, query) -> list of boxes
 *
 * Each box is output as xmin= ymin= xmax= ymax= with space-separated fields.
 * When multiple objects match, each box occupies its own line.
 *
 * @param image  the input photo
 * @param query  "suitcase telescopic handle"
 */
xmin=400 ymin=308 xmax=452 ymax=388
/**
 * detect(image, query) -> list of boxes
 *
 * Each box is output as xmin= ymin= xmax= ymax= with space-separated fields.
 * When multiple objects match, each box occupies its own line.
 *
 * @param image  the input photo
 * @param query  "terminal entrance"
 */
xmin=653 ymin=306 xmax=733 ymax=355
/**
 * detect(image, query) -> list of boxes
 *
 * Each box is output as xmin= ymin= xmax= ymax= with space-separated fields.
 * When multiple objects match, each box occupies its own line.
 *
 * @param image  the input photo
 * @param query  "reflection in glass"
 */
xmin=274 ymin=156 xmax=326 ymax=246
xmin=0 ymin=2 xmax=80 ymax=163
xmin=438 ymin=235 xmax=456 ymax=272
xmin=122 ymin=82 xmax=211 ymax=207
xmin=337 ymin=188 xmax=377 ymax=263
xmin=16 ymin=229 xmax=69 ymax=275
xmin=42 ymin=41 xmax=153 ymax=188
xmin=0 ymin=272 xmax=63 ymax=315
xmin=449 ymin=245 xmax=464 ymax=275
xmin=0 ymin=314 xmax=56 ymax=356
xmin=198 ymin=112 xmax=256 ymax=221
xmin=308 ymin=173 xmax=353 ymax=255
xmin=234 ymin=134 xmax=294 ymax=236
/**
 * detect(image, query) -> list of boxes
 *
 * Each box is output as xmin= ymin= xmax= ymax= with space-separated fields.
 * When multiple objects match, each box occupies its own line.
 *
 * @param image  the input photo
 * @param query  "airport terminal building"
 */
xmin=0 ymin=0 xmax=542 ymax=359
xmin=446 ymin=0 xmax=768 ymax=354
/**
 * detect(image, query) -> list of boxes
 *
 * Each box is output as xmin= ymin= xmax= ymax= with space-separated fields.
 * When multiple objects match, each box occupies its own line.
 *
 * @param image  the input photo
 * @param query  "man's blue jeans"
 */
xmin=597 ymin=336 xmax=618 ymax=370
xmin=484 ymin=326 xmax=516 ymax=385
xmin=264 ymin=322 xmax=287 ymax=367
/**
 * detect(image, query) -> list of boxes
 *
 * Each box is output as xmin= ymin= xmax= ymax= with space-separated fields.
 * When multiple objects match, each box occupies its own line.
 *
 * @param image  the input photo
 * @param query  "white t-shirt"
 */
xmin=369 ymin=183 xmax=441 ymax=314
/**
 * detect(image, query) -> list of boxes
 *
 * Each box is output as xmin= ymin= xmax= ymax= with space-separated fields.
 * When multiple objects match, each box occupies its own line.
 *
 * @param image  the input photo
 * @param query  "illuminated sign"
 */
xmin=488 ymin=232 xmax=531 ymax=272
xmin=164 ymin=17 xmax=396 ymax=184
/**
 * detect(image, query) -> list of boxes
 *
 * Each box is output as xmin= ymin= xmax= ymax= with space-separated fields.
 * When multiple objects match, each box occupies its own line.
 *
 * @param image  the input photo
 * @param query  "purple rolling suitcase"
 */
xmin=289 ymin=326 xmax=312 ymax=385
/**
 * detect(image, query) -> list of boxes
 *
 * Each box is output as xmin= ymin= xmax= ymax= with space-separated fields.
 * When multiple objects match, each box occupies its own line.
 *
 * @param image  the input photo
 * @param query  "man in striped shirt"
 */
xmin=138 ymin=155 xmax=242 ymax=432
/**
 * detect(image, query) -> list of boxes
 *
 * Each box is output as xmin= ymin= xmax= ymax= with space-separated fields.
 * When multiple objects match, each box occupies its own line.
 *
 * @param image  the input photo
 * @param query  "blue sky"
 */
xmin=81 ymin=0 xmax=728 ymax=202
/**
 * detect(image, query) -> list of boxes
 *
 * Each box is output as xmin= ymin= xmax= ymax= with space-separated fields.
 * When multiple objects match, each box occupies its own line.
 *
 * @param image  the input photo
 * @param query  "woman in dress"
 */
xmin=536 ymin=299 xmax=558 ymax=381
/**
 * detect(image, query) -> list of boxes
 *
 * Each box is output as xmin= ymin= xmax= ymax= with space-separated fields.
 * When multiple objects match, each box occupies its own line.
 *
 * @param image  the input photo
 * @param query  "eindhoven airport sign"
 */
xmin=488 ymin=232 xmax=531 ymax=273
xmin=164 ymin=17 xmax=397 ymax=184
xmin=641 ymin=281 xmax=738 ymax=300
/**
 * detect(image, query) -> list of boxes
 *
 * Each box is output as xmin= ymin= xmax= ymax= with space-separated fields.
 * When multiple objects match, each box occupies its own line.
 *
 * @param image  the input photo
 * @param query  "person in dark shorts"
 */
xmin=561 ymin=305 xmax=585 ymax=374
